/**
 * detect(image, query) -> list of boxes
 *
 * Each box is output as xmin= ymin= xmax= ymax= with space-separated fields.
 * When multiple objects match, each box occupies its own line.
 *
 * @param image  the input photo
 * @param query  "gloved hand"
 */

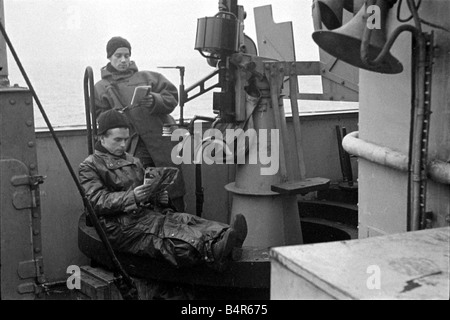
xmin=157 ymin=190 xmax=169 ymax=206
xmin=138 ymin=94 xmax=155 ymax=110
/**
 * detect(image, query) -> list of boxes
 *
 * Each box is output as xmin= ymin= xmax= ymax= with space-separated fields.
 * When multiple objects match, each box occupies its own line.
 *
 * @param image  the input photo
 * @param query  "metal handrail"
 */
xmin=0 ymin=21 xmax=139 ymax=299
xmin=83 ymin=66 xmax=97 ymax=155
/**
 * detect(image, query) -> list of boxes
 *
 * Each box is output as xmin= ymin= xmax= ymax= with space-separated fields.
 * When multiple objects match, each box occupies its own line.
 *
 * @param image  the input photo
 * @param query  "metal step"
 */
xmin=271 ymin=177 xmax=330 ymax=195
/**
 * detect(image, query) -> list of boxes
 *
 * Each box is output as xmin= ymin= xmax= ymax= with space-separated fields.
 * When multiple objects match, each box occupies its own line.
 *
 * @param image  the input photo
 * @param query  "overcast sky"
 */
xmin=2 ymin=0 xmax=322 ymax=125
xmin=3 ymin=0 xmax=318 ymax=70
xmin=1 ymin=1 xmax=342 ymax=127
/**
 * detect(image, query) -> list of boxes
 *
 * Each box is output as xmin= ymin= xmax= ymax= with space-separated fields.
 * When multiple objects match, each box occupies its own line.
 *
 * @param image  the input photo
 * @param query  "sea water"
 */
xmin=8 ymin=57 xmax=337 ymax=130
xmin=3 ymin=0 xmax=356 ymax=130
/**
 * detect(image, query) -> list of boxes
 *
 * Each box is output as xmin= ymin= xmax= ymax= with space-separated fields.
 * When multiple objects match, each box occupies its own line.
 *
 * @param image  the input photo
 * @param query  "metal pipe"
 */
xmin=336 ymin=126 xmax=354 ymax=186
xmin=0 ymin=0 xmax=9 ymax=86
xmin=158 ymin=66 xmax=186 ymax=126
xmin=342 ymin=131 xmax=408 ymax=171
xmin=342 ymin=131 xmax=450 ymax=185
xmin=360 ymin=0 xmax=420 ymax=69
xmin=428 ymin=160 xmax=450 ymax=185
xmin=405 ymin=0 xmax=428 ymax=231
xmin=187 ymin=115 xmax=215 ymax=217
xmin=341 ymin=127 xmax=354 ymax=186
xmin=289 ymin=68 xmax=306 ymax=180
xmin=409 ymin=33 xmax=427 ymax=231
xmin=362 ymin=24 xmax=419 ymax=67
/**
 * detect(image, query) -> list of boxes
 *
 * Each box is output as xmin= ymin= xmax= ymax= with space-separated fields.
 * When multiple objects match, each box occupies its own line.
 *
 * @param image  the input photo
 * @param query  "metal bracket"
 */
xmin=320 ymin=60 xmax=359 ymax=93
xmin=12 ymin=190 xmax=35 ymax=209
xmin=184 ymin=69 xmax=221 ymax=103
xmin=17 ymin=283 xmax=37 ymax=295
xmin=17 ymin=282 xmax=44 ymax=296
xmin=11 ymin=174 xmax=46 ymax=187
xmin=18 ymin=257 xmax=45 ymax=280
xmin=271 ymin=178 xmax=331 ymax=195
xmin=11 ymin=174 xmax=45 ymax=209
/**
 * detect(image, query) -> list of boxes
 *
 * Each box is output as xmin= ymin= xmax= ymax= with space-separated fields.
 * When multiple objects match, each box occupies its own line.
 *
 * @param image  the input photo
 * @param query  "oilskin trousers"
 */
xmin=101 ymin=208 xmax=228 ymax=268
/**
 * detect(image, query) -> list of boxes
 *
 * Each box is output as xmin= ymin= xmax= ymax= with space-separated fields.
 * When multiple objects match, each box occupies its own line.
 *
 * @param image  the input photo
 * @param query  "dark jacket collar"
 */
xmin=94 ymin=141 xmax=137 ymax=169
xmin=93 ymin=148 xmax=137 ymax=170
xmin=101 ymin=61 xmax=139 ymax=81
xmin=95 ymin=140 xmax=126 ymax=158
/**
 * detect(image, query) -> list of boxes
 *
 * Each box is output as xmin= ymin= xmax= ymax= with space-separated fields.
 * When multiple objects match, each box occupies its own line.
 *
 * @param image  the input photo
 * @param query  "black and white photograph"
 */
xmin=0 ymin=0 xmax=448 ymax=306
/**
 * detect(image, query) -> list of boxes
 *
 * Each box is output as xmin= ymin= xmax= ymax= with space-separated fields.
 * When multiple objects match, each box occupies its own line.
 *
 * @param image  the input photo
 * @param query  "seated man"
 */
xmin=78 ymin=109 xmax=247 ymax=270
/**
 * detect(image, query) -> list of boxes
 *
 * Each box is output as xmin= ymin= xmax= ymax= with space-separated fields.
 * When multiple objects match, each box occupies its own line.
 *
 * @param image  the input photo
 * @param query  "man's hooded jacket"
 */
xmin=94 ymin=61 xmax=185 ymax=199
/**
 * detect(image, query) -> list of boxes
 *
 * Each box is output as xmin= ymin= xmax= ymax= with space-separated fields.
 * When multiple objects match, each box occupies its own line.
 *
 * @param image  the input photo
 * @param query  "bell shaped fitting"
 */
xmin=344 ymin=0 xmax=365 ymax=14
xmin=316 ymin=0 xmax=345 ymax=30
xmin=312 ymin=1 xmax=403 ymax=74
xmin=316 ymin=0 xmax=366 ymax=30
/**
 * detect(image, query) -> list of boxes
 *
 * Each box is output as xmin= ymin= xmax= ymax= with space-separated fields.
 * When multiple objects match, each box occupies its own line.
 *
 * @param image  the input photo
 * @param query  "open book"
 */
xmin=143 ymin=167 xmax=179 ymax=194
xmin=130 ymin=85 xmax=152 ymax=107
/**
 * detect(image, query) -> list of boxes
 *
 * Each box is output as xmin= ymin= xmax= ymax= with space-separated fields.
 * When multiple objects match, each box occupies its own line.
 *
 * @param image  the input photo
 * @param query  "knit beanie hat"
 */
xmin=106 ymin=36 xmax=131 ymax=58
xmin=97 ymin=109 xmax=130 ymax=135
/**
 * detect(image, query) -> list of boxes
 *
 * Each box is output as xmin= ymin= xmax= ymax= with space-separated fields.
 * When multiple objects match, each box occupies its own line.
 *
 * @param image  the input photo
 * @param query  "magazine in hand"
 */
xmin=143 ymin=167 xmax=179 ymax=194
xmin=130 ymin=85 xmax=152 ymax=107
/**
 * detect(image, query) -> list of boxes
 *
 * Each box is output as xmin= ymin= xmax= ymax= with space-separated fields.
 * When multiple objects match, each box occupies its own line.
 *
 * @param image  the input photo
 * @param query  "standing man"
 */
xmin=94 ymin=36 xmax=185 ymax=211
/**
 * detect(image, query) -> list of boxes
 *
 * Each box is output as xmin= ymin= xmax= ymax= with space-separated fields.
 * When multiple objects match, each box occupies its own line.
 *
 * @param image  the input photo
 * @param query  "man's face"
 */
xmin=101 ymin=128 xmax=129 ymax=156
xmin=109 ymin=47 xmax=131 ymax=72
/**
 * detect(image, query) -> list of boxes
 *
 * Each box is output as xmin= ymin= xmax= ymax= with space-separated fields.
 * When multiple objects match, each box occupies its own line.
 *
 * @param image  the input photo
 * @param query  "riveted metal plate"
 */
xmin=13 ymin=189 xmax=35 ymax=209
xmin=18 ymin=258 xmax=44 ymax=279
xmin=17 ymin=283 xmax=37 ymax=295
